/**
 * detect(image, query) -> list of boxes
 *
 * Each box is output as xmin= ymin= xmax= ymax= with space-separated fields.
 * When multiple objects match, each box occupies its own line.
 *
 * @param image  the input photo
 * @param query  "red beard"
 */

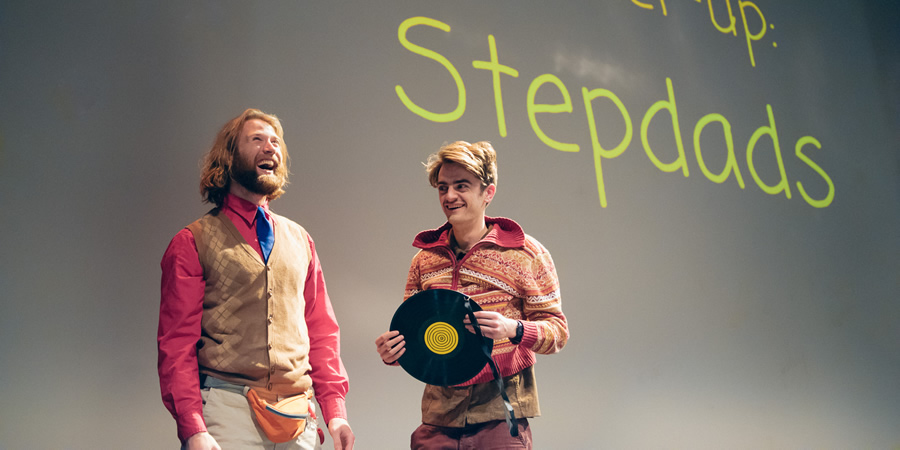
xmin=231 ymin=152 xmax=286 ymax=196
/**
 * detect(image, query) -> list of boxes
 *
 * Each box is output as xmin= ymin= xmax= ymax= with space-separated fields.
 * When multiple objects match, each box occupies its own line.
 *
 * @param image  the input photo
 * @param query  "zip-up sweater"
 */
xmin=405 ymin=216 xmax=569 ymax=386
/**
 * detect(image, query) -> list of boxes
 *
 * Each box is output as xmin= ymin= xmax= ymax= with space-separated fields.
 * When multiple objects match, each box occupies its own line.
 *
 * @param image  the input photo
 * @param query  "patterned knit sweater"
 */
xmin=405 ymin=216 xmax=569 ymax=386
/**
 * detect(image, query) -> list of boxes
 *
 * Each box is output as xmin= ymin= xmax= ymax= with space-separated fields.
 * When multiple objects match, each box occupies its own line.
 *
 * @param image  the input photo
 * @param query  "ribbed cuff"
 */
xmin=519 ymin=321 xmax=539 ymax=349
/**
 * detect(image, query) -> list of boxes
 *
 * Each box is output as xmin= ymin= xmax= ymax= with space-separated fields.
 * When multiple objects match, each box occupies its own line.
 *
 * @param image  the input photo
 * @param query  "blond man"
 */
xmin=376 ymin=141 xmax=569 ymax=449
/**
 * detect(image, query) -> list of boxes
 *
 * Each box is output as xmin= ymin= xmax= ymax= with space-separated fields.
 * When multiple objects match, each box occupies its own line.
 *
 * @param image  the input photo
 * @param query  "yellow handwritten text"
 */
xmin=394 ymin=16 xmax=834 ymax=209
xmin=633 ymin=0 xmax=777 ymax=67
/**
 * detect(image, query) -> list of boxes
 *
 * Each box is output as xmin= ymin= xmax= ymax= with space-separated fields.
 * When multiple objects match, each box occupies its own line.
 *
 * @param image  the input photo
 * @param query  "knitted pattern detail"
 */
xmin=404 ymin=217 xmax=568 ymax=386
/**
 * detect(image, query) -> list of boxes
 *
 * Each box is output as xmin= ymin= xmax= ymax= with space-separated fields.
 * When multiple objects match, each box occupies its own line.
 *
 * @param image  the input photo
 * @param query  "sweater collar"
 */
xmin=412 ymin=216 xmax=525 ymax=250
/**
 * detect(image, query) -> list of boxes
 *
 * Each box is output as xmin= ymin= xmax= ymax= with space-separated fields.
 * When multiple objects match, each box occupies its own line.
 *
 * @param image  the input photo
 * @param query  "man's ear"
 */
xmin=484 ymin=184 xmax=496 ymax=204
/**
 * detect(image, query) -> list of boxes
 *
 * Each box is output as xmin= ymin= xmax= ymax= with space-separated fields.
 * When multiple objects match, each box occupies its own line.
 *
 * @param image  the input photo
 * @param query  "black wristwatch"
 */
xmin=510 ymin=320 xmax=524 ymax=344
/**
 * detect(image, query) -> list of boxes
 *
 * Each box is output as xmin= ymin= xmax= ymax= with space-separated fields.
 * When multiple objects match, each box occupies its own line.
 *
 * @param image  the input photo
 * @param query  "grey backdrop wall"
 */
xmin=1 ymin=1 xmax=898 ymax=448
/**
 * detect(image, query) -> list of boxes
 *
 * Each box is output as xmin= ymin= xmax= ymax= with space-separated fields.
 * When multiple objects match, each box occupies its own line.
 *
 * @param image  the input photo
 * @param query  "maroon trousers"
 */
xmin=411 ymin=419 xmax=532 ymax=450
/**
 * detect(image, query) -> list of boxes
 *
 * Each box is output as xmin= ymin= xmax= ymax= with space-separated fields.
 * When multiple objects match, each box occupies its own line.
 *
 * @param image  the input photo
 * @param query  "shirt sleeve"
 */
xmin=302 ymin=234 xmax=349 ymax=425
xmin=157 ymin=228 xmax=207 ymax=443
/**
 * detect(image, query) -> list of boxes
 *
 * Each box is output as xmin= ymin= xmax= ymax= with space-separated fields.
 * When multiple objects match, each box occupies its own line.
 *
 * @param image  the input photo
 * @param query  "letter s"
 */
xmin=795 ymin=136 xmax=835 ymax=208
xmin=395 ymin=17 xmax=466 ymax=122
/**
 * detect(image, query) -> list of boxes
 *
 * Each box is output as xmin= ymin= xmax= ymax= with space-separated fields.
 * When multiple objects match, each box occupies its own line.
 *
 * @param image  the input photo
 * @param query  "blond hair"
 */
xmin=199 ymin=108 xmax=289 ymax=207
xmin=425 ymin=141 xmax=497 ymax=188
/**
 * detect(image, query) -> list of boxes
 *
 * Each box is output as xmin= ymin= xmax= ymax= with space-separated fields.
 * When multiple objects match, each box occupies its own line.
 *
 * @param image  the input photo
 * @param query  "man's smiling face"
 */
xmin=232 ymin=118 xmax=286 ymax=196
xmin=436 ymin=162 xmax=494 ymax=226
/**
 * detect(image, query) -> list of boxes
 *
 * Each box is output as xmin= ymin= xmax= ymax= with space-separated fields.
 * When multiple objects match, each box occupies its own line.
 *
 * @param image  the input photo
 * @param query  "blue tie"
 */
xmin=256 ymin=206 xmax=274 ymax=263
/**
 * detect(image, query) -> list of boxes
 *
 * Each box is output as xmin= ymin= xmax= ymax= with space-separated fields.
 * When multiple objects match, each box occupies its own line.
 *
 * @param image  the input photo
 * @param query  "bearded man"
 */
xmin=158 ymin=108 xmax=355 ymax=450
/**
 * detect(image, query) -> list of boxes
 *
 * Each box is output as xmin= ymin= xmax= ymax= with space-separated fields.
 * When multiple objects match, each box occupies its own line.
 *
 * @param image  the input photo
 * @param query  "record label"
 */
xmin=423 ymin=321 xmax=457 ymax=355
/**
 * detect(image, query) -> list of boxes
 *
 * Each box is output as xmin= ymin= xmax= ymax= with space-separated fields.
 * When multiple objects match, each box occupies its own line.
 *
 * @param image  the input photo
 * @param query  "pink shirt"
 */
xmin=158 ymin=194 xmax=348 ymax=442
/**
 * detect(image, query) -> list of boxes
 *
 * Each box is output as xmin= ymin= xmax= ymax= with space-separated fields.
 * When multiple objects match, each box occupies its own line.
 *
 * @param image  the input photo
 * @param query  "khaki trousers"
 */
xmin=196 ymin=385 xmax=320 ymax=450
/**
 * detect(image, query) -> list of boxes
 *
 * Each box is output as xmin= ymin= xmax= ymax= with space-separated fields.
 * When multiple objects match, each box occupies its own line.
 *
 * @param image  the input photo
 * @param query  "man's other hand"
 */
xmin=185 ymin=431 xmax=221 ymax=450
xmin=328 ymin=418 xmax=355 ymax=450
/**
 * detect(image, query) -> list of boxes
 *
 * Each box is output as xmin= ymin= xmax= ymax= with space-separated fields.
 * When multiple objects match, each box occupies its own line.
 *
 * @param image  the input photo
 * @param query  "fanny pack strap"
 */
xmin=463 ymin=299 xmax=519 ymax=438
xmin=202 ymin=375 xmax=246 ymax=395
xmin=202 ymin=376 xmax=314 ymax=401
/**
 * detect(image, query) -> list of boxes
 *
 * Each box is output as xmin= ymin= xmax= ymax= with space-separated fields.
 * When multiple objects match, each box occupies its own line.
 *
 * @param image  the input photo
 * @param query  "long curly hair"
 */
xmin=199 ymin=108 xmax=289 ymax=207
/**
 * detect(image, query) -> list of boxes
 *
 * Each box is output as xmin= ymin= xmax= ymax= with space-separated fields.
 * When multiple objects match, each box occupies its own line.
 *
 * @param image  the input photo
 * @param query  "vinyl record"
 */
xmin=390 ymin=289 xmax=492 ymax=386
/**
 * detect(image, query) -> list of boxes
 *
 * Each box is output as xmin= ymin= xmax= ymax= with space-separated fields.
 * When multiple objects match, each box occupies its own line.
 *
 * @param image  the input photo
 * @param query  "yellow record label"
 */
xmin=424 ymin=321 xmax=458 ymax=355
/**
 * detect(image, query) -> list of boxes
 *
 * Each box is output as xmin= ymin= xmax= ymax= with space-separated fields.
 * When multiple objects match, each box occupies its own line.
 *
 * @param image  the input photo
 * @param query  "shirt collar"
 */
xmin=223 ymin=193 xmax=269 ymax=227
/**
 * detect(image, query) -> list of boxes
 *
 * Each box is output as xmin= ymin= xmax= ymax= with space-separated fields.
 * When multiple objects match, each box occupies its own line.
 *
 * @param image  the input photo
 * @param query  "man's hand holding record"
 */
xmin=463 ymin=310 xmax=519 ymax=340
xmin=375 ymin=329 xmax=406 ymax=364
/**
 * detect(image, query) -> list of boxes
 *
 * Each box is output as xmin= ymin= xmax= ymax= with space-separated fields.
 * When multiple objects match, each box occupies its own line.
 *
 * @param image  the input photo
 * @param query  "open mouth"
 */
xmin=257 ymin=160 xmax=277 ymax=173
xmin=445 ymin=204 xmax=464 ymax=211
